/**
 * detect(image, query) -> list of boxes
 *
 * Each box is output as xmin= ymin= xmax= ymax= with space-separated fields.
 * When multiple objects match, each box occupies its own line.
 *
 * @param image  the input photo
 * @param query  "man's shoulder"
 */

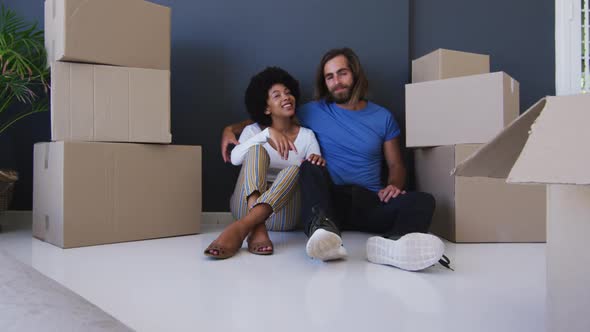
xmin=298 ymin=100 xmax=330 ymax=125
xmin=365 ymin=101 xmax=396 ymax=118
xmin=365 ymin=101 xmax=390 ymax=113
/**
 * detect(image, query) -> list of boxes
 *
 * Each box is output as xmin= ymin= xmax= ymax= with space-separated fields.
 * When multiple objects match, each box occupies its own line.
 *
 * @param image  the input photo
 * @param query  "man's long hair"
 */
xmin=313 ymin=47 xmax=369 ymax=105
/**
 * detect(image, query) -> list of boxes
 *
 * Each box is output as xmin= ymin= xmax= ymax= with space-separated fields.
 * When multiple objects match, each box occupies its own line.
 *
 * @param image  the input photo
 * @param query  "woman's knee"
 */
xmin=244 ymin=144 xmax=269 ymax=161
xmin=285 ymin=165 xmax=299 ymax=170
xmin=274 ymin=165 xmax=300 ymax=183
xmin=283 ymin=165 xmax=300 ymax=175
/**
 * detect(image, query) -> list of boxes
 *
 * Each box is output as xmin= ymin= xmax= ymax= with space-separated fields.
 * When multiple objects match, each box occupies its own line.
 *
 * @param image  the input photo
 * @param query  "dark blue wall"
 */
xmin=411 ymin=0 xmax=555 ymax=111
xmin=1 ymin=0 xmax=557 ymax=212
xmin=0 ymin=0 xmax=409 ymax=211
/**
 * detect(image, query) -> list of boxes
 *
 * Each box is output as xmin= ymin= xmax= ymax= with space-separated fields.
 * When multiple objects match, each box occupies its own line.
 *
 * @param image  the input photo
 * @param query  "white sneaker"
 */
xmin=306 ymin=229 xmax=347 ymax=261
xmin=366 ymin=233 xmax=444 ymax=271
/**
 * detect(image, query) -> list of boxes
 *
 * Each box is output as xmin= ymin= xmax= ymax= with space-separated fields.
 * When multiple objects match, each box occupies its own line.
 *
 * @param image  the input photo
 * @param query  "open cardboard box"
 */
xmin=453 ymin=94 xmax=590 ymax=332
xmin=415 ymin=144 xmax=546 ymax=243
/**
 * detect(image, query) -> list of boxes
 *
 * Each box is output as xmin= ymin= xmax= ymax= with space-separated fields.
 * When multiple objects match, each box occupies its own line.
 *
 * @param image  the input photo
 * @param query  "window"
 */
xmin=556 ymin=0 xmax=589 ymax=94
xmin=583 ymin=0 xmax=589 ymax=91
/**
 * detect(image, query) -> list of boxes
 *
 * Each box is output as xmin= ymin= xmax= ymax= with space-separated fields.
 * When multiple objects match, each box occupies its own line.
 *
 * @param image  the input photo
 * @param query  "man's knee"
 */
xmin=402 ymin=190 xmax=433 ymax=203
xmin=300 ymin=160 xmax=326 ymax=177
xmin=414 ymin=192 xmax=435 ymax=214
xmin=410 ymin=192 xmax=435 ymax=229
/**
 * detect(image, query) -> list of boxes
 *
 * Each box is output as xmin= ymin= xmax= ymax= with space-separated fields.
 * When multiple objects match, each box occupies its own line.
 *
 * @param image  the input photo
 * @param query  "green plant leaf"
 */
xmin=0 ymin=4 xmax=50 ymax=135
xmin=0 ymin=97 xmax=48 ymax=135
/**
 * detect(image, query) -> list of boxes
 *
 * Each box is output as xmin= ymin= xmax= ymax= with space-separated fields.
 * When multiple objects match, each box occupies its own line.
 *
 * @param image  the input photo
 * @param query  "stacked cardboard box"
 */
xmin=34 ymin=0 xmax=202 ymax=248
xmin=453 ymin=94 xmax=590 ymax=331
xmin=406 ymin=49 xmax=546 ymax=243
xmin=44 ymin=0 xmax=172 ymax=143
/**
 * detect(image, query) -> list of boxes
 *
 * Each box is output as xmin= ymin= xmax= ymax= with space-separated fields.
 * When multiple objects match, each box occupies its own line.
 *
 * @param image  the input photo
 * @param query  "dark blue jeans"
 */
xmin=299 ymin=161 xmax=435 ymax=238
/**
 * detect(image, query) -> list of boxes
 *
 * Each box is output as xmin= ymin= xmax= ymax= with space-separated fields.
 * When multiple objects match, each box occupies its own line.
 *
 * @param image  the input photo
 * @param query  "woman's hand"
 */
xmin=306 ymin=154 xmax=326 ymax=167
xmin=268 ymin=127 xmax=297 ymax=160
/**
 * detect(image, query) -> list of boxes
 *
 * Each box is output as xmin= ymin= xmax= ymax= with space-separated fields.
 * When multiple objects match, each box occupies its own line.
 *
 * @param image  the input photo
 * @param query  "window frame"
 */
xmin=555 ymin=0 xmax=584 ymax=95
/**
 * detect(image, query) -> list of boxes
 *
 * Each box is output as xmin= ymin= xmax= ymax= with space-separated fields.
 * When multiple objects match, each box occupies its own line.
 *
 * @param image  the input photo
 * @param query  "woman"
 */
xmin=204 ymin=67 xmax=325 ymax=259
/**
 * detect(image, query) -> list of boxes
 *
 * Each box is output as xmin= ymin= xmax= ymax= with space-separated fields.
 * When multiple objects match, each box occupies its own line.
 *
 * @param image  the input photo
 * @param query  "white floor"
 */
xmin=0 ymin=213 xmax=546 ymax=332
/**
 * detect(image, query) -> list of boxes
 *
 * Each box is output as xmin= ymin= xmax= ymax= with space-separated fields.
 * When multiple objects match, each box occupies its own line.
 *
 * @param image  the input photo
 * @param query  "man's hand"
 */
xmin=221 ymin=126 xmax=239 ymax=163
xmin=268 ymin=127 xmax=297 ymax=160
xmin=306 ymin=154 xmax=326 ymax=167
xmin=378 ymin=185 xmax=406 ymax=203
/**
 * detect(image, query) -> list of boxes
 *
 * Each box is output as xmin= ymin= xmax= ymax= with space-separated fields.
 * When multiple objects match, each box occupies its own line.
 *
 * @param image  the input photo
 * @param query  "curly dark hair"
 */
xmin=245 ymin=67 xmax=300 ymax=127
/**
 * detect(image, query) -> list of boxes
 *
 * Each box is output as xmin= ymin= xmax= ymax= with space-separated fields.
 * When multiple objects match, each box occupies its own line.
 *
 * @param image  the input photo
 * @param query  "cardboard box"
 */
xmin=45 ymin=0 xmax=170 ymax=70
xmin=412 ymin=49 xmax=490 ymax=83
xmin=415 ymin=144 xmax=546 ymax=243
xmin=453 ymin=94 xmax=590 ymax=332
xmin=51 ymin=62 xmax=171 ymax=143
xmin=406 ymin=72 xmax=519 ymax=147
xmin=33 ymin=142 xmax=202 ymax=248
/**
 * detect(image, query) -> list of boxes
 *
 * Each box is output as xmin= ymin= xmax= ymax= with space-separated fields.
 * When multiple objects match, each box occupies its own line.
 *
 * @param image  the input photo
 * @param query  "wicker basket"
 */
xmin=0 ymin=170 xmax=18 ymax=212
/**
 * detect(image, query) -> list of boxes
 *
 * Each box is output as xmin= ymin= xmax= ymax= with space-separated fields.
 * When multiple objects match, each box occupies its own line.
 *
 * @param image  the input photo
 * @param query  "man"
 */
xmin=221 ymin=48 xmax=450 ymax=271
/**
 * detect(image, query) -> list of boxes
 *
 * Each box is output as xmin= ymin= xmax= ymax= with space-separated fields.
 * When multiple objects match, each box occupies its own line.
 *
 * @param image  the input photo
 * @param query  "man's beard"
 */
xmin=329 ymin=85 xmax=352 ymax=104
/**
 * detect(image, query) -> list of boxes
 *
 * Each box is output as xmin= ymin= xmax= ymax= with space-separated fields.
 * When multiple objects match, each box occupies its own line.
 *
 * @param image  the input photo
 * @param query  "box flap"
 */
xmin=507 ymin=94 xmax=590 ymax=185
xmin=452 ymin=98 xmax=547 ymax=178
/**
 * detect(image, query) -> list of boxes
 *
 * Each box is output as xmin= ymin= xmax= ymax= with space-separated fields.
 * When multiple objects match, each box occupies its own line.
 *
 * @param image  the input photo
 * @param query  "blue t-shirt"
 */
xmin=297 ymin=100 xmax=400 ymax=192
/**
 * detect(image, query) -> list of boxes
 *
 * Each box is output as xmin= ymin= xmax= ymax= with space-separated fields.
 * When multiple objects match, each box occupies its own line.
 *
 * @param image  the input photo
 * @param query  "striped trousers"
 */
xmin=230 ymin=145 xmax=301 ymax=231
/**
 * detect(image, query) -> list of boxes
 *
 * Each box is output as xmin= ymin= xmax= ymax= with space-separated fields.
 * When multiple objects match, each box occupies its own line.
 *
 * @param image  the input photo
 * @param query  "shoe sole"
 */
xmin=306 ymin=229 xmax=347 ymax=261
xmin=366 ymin=233 xmax=444 ymax=271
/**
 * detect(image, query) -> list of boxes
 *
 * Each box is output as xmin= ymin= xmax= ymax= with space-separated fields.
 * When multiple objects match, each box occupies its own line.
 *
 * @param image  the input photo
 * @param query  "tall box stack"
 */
xmin=34 ymin=0 xmax=202 ymax=248
xmin=44 ymin=0 xmax=172 ymax=143
xmin=406 ymin=49 xmax=546 ymax=243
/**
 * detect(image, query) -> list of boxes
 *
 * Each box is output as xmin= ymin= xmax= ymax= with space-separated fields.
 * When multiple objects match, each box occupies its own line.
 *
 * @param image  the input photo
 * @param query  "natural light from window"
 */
xmin=582 ymin=0 xmax=589 ymax=92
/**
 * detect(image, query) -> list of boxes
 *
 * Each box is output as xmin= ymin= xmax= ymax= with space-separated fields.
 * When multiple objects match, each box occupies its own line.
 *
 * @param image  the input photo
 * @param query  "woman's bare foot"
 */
xmin=204 ymin=221 xmax=249 ymax=258
xmin=204 ymin=204 xmax=273 ymax=258
xmin=247 ymin=223 xmax=273 ymax=254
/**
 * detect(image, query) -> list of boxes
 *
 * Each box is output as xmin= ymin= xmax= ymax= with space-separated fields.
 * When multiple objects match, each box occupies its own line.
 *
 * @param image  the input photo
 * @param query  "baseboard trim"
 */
xmin=0 ymin=211 xmax=234 ymax=226
xmin=201 ymin=212 xmax=233 ymax=225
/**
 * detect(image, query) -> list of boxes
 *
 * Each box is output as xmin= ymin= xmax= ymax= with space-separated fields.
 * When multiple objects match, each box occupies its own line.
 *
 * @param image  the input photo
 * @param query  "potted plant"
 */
xmin=0 ymin=4 xmax=49 ymax=213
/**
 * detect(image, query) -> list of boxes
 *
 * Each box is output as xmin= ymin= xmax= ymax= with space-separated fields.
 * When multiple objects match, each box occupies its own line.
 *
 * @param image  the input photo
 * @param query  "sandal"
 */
xmin=247 ymin=239 xmax=274 ymax=255
xmin=204 ymin=241 xmax=241 ymax=259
